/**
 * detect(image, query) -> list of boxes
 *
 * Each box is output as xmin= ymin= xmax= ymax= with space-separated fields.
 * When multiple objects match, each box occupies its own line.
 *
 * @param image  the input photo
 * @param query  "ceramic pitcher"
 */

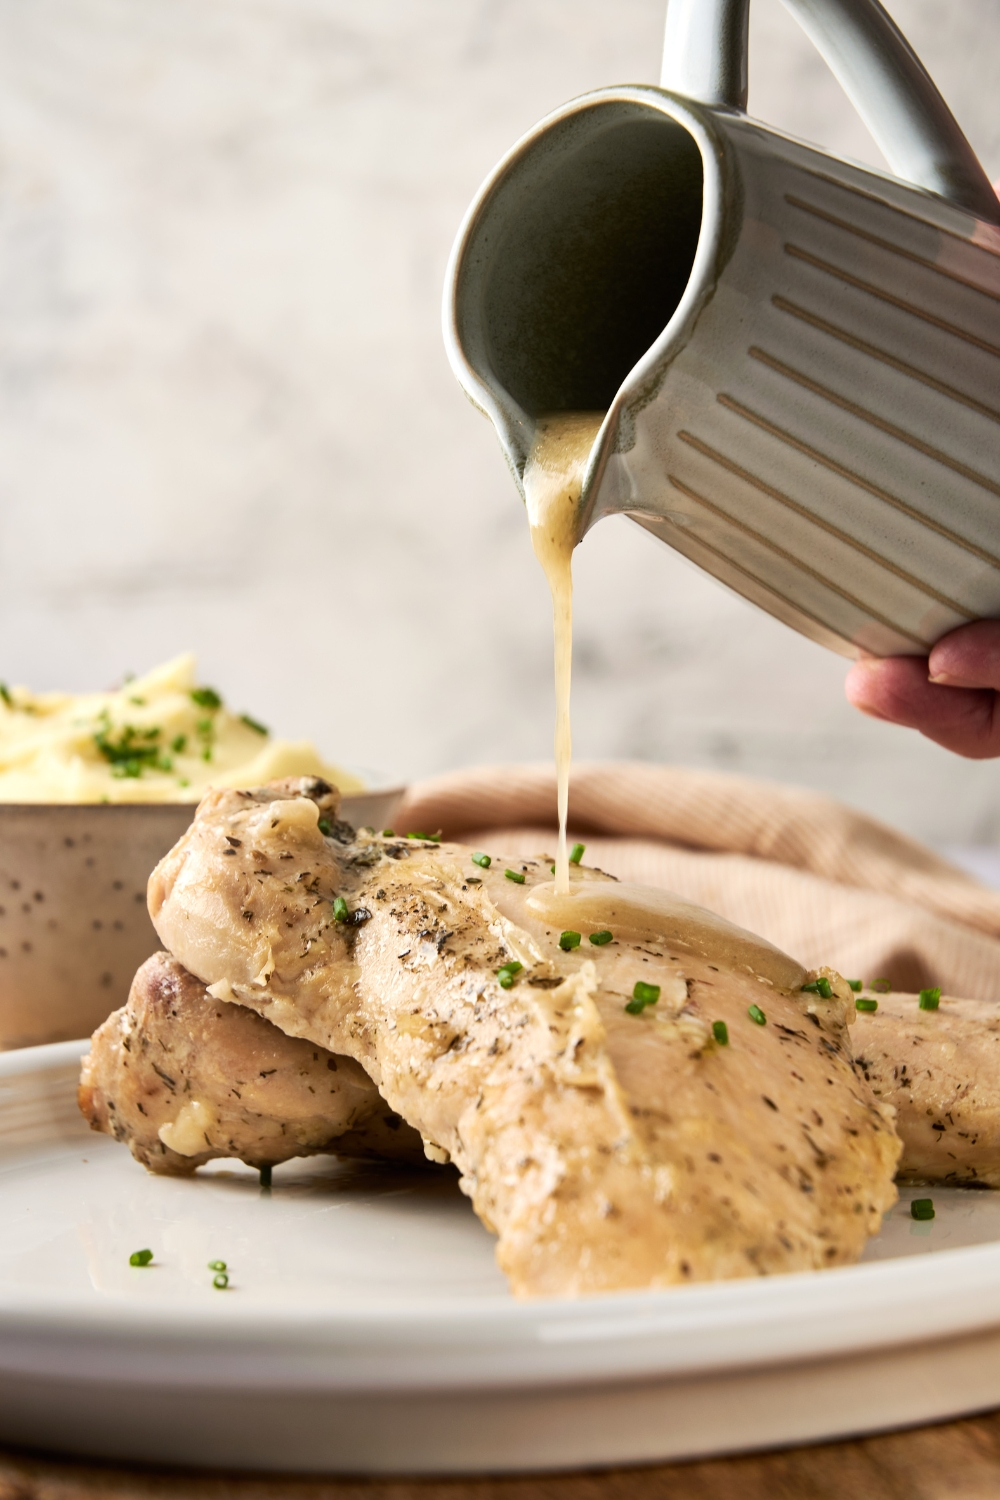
xmin=444 ymin=0 xmax=1000 ymax=658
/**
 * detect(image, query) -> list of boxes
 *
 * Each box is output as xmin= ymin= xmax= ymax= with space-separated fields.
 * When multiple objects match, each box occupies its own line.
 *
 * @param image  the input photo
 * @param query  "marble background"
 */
xmin=0 ymin=0 xmax=998 ymax=846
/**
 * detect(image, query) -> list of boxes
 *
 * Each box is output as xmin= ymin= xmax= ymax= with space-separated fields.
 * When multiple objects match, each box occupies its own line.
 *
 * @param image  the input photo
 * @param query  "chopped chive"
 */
xmin=712 ymin=1020 xmax=729 ymax=1045
xmin=625 ymin=980 xmax=661 ymax=1015
xmin=589 ymin=930 xmax=613 ymax=946
xmin=550 ymin=865 xmax=556 ymax=874
xmin=259 ymin=1164 xmax=272 ymax=1188
xmin=332 ymin=896 xmax=349 ymax=922
xmin=855 ymin=997 xmax=878 ymax=1013
xmin=129 ymin=1248 xmax=153 ymax=1267
xmin=801 ymin=977 xmax=833 ymax=999
xmin=171 ymin=733 xmax=187 ymax=754
xmin=496 ymin=959 xmax=523 ymax=990
xmin=569 ymin=843 xmax=585 ymax=865
xmin=847 ymin=979 xmax=863 ymax=992
xmin=910 ymin=1198 xmax=935 ymax=1221
xmin=471 ymin=852 xmax=491 ymax=868
xmin=207 ymin=1260 xmax=227 ymax=1272
xmin=505 ymin=868 xmax=526 ymax=884
xmin=919 ymin=987 xmax=941 ymax=1011
xmin=872 ymin=977 xmax=891 ymax=993
xmin=190 ymin=686 xmax=222 ymax=710
xmin=559 ymin=930 xmax=582 ymax=951
xmin=748 ymin=1003 xmax=767 ymax=1026
xmin=240 ymin=713 xmax=269 ymax=735
xmin=0 ymin=683 xmax=12 ymax=708
xmin=407 ymin=831 xmax=440 ymax=843
xmin=318 ymin=818 xmax=332 ymax=836
xmin=213 ymin=1272 xmax=229 ymax=1289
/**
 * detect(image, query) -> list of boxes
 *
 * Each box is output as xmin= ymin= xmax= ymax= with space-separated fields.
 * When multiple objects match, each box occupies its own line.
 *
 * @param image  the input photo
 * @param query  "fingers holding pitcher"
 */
xmin=846 ymin=620 xmax=1000 ymax=759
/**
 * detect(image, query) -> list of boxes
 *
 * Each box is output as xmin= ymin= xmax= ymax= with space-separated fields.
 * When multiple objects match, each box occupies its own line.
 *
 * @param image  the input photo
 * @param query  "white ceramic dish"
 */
xmin=4 ymin=1039 xmax=1000 ymax=1476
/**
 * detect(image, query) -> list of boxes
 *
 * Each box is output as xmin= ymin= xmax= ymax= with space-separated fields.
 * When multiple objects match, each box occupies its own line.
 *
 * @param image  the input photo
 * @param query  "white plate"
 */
xmin=4 ymin=1041 xmax=1000 ymax=1475
xmin=339 ymin=783 xmax=406 ymax=835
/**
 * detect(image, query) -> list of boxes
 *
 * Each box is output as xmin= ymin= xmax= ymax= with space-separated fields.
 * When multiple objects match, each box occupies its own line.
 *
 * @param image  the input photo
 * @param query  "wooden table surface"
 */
xmin=5 ymin=1412 xmax=1000 ymax=1500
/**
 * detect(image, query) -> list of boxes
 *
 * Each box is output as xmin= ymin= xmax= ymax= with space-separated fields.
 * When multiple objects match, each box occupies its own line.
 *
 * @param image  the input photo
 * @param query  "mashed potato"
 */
xmin=0 ymin=654 xmax=363 ymax=803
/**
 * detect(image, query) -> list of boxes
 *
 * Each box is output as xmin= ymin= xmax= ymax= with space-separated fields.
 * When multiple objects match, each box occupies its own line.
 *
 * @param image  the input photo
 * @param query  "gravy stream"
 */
xmin=521 ymin=415 xmax=805 ymax=987
xmin=522 ymin=412 xmax=603 ymax=893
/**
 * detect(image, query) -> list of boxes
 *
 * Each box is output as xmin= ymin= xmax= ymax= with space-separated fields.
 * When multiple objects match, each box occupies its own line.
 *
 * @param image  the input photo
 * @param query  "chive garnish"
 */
xmin=569 ymin=843 xmax=585 ymax=865
xmin=625 ymin=981 xmax=660 ymax=1014
xmin=407 ymin=831 xmax=440 ymax=843
xmin=93 ymin=713 xmax=168 ymax=779
xmin=559 ymin=931 xmax=582 ymax=951
xmin=207 ymin=1260 xmax=227 ymax=1272
xmin=911 ymin=1198 xmax=935 ymax=1221
xmin=801 ymin=978 xmax=833 ymax=999
xmin=712 ymin=1020 xmax=729 ymax=1045
xmin=855 ymin=997 xmax=878 ymax=1013
xmin=748 ymin=1003 xmax=767 ymax=1026
xmin=129 ymin=1248 xmax=153 ymax=1267
xmin=847 ymin=979 xmax=863 ymax=992
xmin=504 ymin=869 xmax=526 ymax=884
xmin=589 ymin=930 xmax=613 ymax=946
xmin=240 ymin=713 xmax=268 ymax=735
xmin=382 ymin=829 xmax=395 ymax=837
xmin=919 ymin=987 xmax=941 ymax=1011
xmin=191 ymin=686 xmax=222 ymax=709
xmin=332 ymin=896 xmax=349 ymax=922
xmin=213 ymin=1272 xmax=229 ymax=1289
xmin=318 ymin=818 xmax=332 ymax=836
xmin=496 ymin=960 xmax=523 ymax=990
xmin=472 ymin=852 xmax=491 ymax=868
xmin=872 ymin=977 xmax=891 ymax=993
xmin=259 ymin=1164 xmax=272 ymax=1189
xmin=171 ymin=734 xmax=187 ymax=754
xmin=0 ymin=684 xmax=12 ymax=708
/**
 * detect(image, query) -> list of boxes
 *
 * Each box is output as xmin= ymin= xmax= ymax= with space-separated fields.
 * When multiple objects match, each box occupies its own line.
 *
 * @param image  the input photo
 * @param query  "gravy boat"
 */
xmin=444 ymin=0 xmax=1000 ymax=658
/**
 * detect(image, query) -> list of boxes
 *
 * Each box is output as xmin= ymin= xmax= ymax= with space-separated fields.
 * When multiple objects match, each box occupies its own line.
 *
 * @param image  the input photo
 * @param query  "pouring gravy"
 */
xmin=522 ymin=412 xmax=603 ymax=893
xmin=520 ymin=412 xmax=803 ymax=981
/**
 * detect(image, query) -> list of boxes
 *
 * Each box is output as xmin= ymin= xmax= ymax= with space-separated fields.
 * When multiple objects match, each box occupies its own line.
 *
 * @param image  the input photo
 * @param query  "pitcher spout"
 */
xmin=443 ymin=88 xmax=724 ymax=532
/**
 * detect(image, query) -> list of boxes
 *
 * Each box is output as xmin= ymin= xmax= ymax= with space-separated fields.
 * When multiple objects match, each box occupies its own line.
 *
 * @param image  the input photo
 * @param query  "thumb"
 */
xmin=927 ymin=619 xmax=1000 ymax=691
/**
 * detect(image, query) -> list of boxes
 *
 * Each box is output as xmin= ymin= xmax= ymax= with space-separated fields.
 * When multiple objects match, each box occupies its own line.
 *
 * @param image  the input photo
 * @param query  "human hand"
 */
xmin=845 ymin=619 xmax=1000 ymax=758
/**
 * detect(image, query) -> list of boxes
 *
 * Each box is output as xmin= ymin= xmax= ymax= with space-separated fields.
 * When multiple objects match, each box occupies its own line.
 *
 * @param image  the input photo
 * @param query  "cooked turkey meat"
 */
xmin=80 ymin=949 xmax=424 ymax=1174
xmin=854 ymin=991 xmax=1000 ymax=1187
xmin=143 ymin=777 xmax=899 ymax=1296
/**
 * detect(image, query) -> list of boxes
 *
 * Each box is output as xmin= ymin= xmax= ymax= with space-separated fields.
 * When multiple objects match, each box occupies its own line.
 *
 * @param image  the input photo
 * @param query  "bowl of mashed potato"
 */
xmin=0 ymin=654 xmax=404 ymax=1048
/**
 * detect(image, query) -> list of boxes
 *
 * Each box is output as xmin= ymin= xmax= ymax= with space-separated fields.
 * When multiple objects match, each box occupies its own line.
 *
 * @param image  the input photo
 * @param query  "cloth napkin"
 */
xmin=395 ymin=762 xmax=1000 ymax=1002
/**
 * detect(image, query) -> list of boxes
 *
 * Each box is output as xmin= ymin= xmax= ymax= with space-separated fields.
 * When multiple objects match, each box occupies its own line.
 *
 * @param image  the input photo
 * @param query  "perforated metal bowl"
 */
xmin=0 ymin=786 xmax=405 ymax=1050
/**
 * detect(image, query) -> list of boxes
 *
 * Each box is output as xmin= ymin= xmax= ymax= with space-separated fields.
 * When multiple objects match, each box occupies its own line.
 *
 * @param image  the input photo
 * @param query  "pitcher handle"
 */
xmin=661 ymin=0 xmax=1000 ymax=223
